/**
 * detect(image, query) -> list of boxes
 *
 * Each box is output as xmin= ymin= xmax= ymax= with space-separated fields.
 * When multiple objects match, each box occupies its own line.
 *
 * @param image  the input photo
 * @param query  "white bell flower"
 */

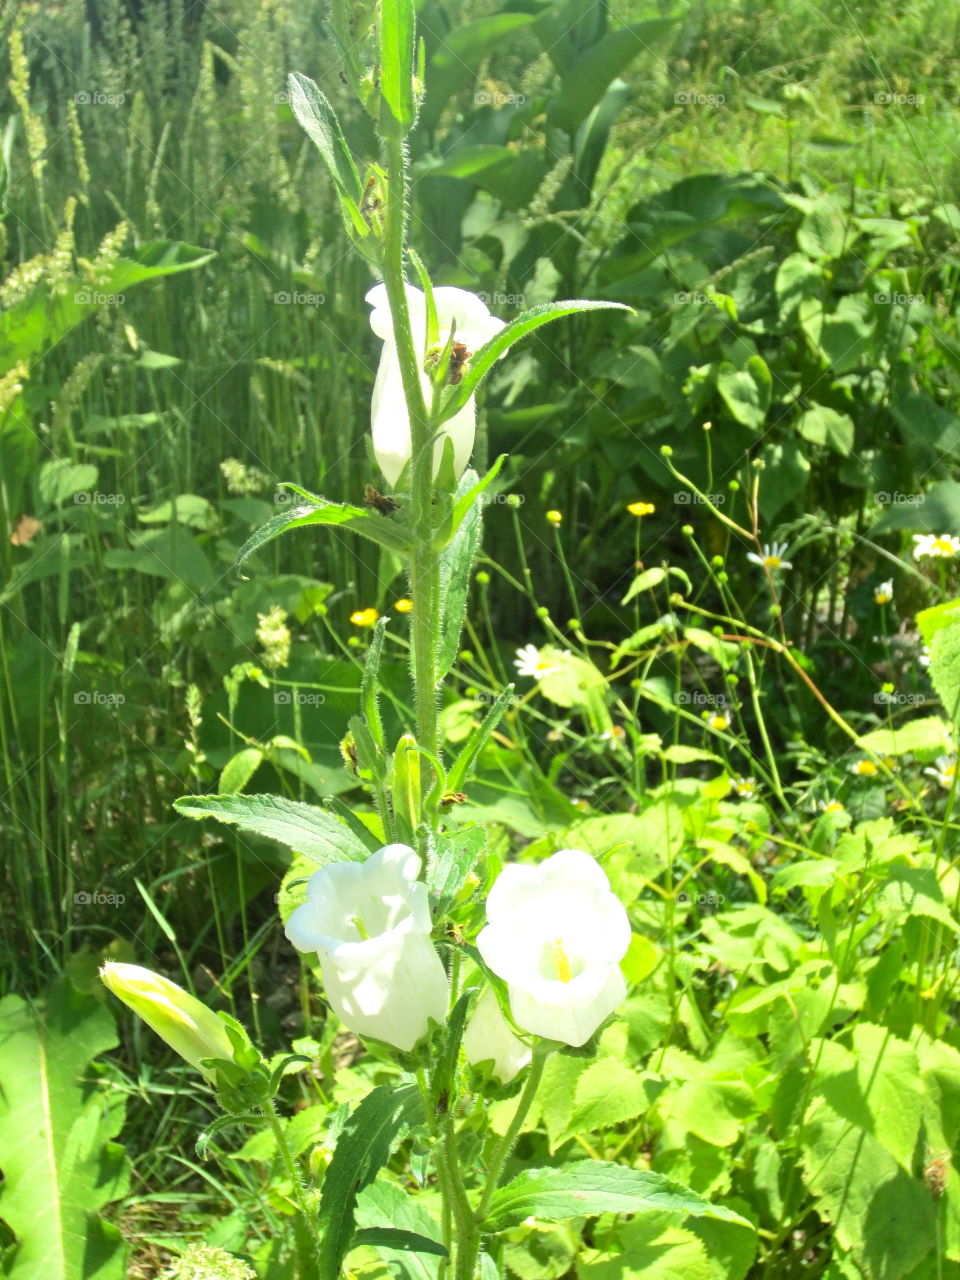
xmin=476 ymin=849 xmax=631 ymax=1047
xmin=462 ymin=986 xmax=532 ymax=1084
xmin=366 ymin=282 xmax=504 ymax=487
xmin=284 ymin=842 xmax=448 ymax=1052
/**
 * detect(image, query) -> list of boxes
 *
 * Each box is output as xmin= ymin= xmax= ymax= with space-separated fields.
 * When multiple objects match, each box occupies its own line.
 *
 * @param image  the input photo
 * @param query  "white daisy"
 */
xmin=924 ymin=756 xmax=957 ymax=789
xmin=747 ymin=542 xmax=792 ymax=571
xmin=874 ymin=579 xmax=894 ymax=605
xmin=913 ymin=533 xmax=960 ymax=560
xmin=513 ymin=643 xmax=569 ymax=679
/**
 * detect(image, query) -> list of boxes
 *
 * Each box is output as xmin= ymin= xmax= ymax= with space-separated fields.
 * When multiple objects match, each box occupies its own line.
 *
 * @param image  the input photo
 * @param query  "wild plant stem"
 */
xmin=263 ymin=1095 xmax=321 ymax=1276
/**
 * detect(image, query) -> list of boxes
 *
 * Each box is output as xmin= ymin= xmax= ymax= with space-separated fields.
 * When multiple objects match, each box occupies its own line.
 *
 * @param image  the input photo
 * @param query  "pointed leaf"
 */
xmin=236 ymin=501 xmax=413 ymax=572
xmin=173 ymin=793 xmax=370 ymax=862
xmin=288 ymin=72 xmax=362 ymax=202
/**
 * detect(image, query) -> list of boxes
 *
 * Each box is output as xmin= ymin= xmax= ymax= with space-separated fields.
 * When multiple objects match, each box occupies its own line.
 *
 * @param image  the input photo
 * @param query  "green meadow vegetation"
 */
xmin=3 ymin=1 xmax=960 ymax=1277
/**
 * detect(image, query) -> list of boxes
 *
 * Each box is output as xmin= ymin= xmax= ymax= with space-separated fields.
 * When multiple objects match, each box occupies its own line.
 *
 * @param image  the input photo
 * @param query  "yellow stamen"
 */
xmin=552 ymin=939 xmax=574 ymax=983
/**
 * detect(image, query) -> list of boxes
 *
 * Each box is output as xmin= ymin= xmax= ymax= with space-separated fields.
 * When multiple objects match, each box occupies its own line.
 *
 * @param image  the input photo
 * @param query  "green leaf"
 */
xmin=436 ymin=303 xmax=632 ymax=427
xmin=37 ymin=459 xmax=99 ymax=508
xmin=428 ymin=826 xmax=485 ymax=912
xmin=173 ymin=794 xmax=370 ymax=862
xmin=318 ymin=1085 xmax=423 ymax=1280
xmin=437 ymin=470 xmax=484 ymax=678
xmin=421 ymin=12 xmax=538 ymax=130
xmin=483 ymin=1161 xmax=752 ymax=1233
xmin=287 ymin=72 xmax=362 ymax=202
xmin=352 ymin=1227 xmax=446 ymax=1258
xmin=445 ymin=686 xmax=516 ymax=795
xmin=355 ymin=1180 xmax=445 ymax=1280
xmin=0 ymin=981 xmax=130 ymax=1279
xmin=811 ymin=1024 xmax=923 ymax=1171
xmin=361 ymin=618 xmax=388 ymax=754
xmin=928 ymin=619 xmax=960 ymax=723
xmin=378 ymin=0 xmax=417 ymax=130
xmin=548 ymin=21 xmax=674 ymax=133
xmin=559 ymin=1057 xmax=648 ymax=1142
xmin=855 ymin=716 xmax=951 ymax=758
xmin=236 ymin=500 xmax=413 ymax=572
xmin=218 ymin=747 xmax=264 ymax=795
xmin=716 ymin=358 xmax=771 ymax=430
xmin=795 ymin=404 xmax=855 ymax=456
xmin=577 ymin=1216 xmax=714 ymax=1280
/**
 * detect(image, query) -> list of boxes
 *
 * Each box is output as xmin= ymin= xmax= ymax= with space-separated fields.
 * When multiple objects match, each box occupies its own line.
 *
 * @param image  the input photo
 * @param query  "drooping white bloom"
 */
xmin=747 ymin=542 xmax=792 ymax=571
xmin=100 ymin=962 xmax=236 ymax=1082
xmin=913 ymin=533 xmax=960 ymax=560
xmin=366 ymin=283 xmax=504 ymax=488
xmin=462 ymin=987 xmax=532 ymax=1084
xmin=285 ymin=843 xmax=448 ymax=1052
xmin=476 ymin=849 xmax=631 ymax=1047
xmin=514 ymin=643 xmax=570 ymax=679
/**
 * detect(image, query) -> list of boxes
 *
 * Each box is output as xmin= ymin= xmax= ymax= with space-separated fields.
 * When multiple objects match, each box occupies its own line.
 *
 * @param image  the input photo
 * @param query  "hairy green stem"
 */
xmin=264 ymin=1095 xmax=320 ymax=1277
xmin=477 ymin=1050 xmax=548 ymax=1223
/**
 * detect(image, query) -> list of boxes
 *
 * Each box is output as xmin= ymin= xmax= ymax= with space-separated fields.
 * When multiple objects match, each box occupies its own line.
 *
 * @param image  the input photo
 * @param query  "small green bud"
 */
xmin=717 ymin=571 xmax=729 ymax=584
xmin=660 ymin=444 xmax=674 ymax=457
xmin=506 ymin=494 xmax=522 ymax=509
xmin=536 ymin=606 xmax=550 ymax=619
xmin=681 ymin=524 xmax=694 ymax=537
xmin=567 ymin=619 xmax=581 ymax=631
xmin=475 ymin=571 xmax=490 ymax=585
xmin=459 ymin=649 xmax=474 ymax=663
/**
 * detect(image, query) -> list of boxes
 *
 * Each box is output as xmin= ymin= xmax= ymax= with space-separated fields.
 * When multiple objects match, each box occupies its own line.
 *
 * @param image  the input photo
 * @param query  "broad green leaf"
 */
xmin=421 ymin=13 xmax=538 ymax=129
xmin=103 ymin=523 xmax=214 ymax=593
xmin=428 ymin=826 xmax=485 ymax=913
xmin=800 ymin=1097 xmax=934 ymax=1276
xmin=775 ymin=253 xmax=821 ymax=323
xmin=483 ymin=1161 xmax=752 ymax=1233
xmin=548 ymin=21 xmax=674 ymax=133
xmin=795 ymin=404 xmax=855 ymax=456
xmin=916 ymin=598 xmax=960 ymax=646
xmin=855 ymin=716 xmax=951 ymax=758
xmin=352 ymin=1228 xmax=446 ymax=1258
xmin=378 ymin=0 xmax=417 ymax=130
xmin=37 ymin=459 xmax=98 ymax=508
xmin=287 ymin=72 xmax=362 ymax=201
xmin=138 ymin=493 xmax=215 ymax=529
xmin=173 ymin=793 xmax=370 ymax=862
xmin=436 ymin=303 xmax=632 ymax=426
xmin=928 ymin=619 xmax=960 ymax=723
xmin=318 ymin=1085 xmax=423 ymax=1280
xmin=0 ymin=982 xmax=130 ymax=1279
xmin=716 ymin=358 xmax=771 ymax=430
xmin=560 ymin=1057 xmax=647 ymax=1142
xmin=577 ymin=1216 xmax=713 ymax=1280
xmin=355 ymin=1181 xmax=445 ymax=1280
xmin=236 ymin=500 xmax=413 ymax=572
xmin=811 ymin=1024 xmax=922 ymax=1171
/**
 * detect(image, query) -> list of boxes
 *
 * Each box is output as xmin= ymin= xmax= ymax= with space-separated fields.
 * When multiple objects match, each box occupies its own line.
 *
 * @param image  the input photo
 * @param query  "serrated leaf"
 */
xmin=560 ymin=1058 xmax=647 ymax=1142
xmin=0 ymin=982 xmax=130 ymax=1280
xmin=287 ymin=72 xmax=362 ymax=202
xmin=483 ymin=1161 xmax=752 ymax=1233
xmin=236 ymin=500 xmax=412 ymax=573
xmin=173 ymin=794 xmax=370 ymax=862
xmin=855 ymin=716 xmax=951 ymax=758
xmin=929 ymin=619 xmax=960 ymax=723
xmin=437 ymin=302 xmax=632 ymax=426
xmin=428 ymin=826 xmax=485 ymax=913
xmin=318 ymin=1085 xmax=423 ymax=1280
